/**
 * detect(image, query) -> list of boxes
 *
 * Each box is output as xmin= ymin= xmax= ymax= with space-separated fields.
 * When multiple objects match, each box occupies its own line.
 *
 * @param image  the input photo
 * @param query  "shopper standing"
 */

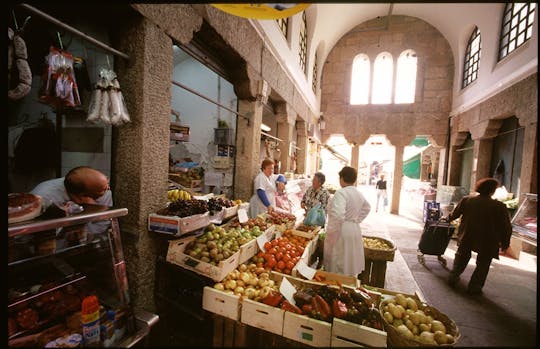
xmin=446 ymin=177 xmax=512 ymax=295
xmin=375 ymin=174 xmax=387 ymax=212
xmin=301 ymin=172 xmax=331 ymax=212
xmin=323 ymin=166 xmax=371 ymax=277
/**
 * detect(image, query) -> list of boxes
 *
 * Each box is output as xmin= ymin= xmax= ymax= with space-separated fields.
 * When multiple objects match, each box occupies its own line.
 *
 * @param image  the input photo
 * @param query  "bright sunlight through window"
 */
xmin=350 ymin=54 xmax=370 ymax=105
xmin=372 ymin=52 xmax=393 ymax=104
xmin=395 ymin=50 xmax=417 ymax=103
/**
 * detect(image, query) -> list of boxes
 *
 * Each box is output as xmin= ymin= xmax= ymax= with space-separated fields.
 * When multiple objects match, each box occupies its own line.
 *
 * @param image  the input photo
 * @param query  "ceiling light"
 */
xmin=261 ymin=123 xmax=271 ymax=132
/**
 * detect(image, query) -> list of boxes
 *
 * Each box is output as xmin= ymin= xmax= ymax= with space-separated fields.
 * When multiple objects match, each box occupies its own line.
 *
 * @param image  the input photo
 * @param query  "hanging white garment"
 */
xmin=249 ymin=171 xmax=278 ymax=218
xmin=324 ymin=186 xmax=371 ymax=276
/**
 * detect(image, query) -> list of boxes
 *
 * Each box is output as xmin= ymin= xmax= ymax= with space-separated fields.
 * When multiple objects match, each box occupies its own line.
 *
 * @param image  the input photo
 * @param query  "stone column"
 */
xmin=470 ymin=138 xmax=493 ymax=188
xmin=275 ymin=103 xmax=296 ymax=173
xmin=296 ymin=121 xmax=309 ymax=174
xmin=234 ymin=99 xmax=263 ymax=201
xmin=350 ymin=143 xmax=360 ymax=170
xmin=390 ymin=145 xmax=405 ymax=215
xmin=113 ymin=17 xmax=173 ymax=312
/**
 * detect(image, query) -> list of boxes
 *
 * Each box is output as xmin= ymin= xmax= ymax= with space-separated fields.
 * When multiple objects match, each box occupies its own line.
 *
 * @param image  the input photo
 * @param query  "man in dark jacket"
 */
xmin=446 ymin=178 xmax=512 ymax=295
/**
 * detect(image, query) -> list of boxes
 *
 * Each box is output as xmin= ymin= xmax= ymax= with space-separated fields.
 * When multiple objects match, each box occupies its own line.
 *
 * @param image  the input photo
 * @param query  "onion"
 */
xmin=214 ymin=283 xmax=225 ymax=291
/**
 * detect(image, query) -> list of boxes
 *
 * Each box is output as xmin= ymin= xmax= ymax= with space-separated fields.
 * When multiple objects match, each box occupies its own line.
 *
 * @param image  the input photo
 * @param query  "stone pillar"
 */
xmin=390 ymin=145 xmax=405 ymax=215
xmin=113 ymin=18 xmax=173 ymax=313
xmin=296 ymin=121 xmax=309 ymax=174
xmin=350 ymin=143 xmax=360 ymax=170
xmin=234 ymin=99 xmax=263 ymax=201
xmin=275 ymin=103 xmax=296 ymax=173
xmin=470 ymin=138 xmax=493 ymax=188
xmin=519 ymin=123 xmax=538 ymax=195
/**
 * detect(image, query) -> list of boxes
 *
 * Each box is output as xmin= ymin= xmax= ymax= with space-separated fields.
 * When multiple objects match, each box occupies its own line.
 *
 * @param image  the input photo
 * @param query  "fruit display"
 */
xmin=212 ymin=263 xmax=279 ymax=301
xmin=363 ymin=237 xmax=394 ymax=250
xmin=266 ymin=211 xmax=297 ymax=225
xmin=228 ymin=216 xmax=272 ymax=231
xmin=249 ymin=229 xmax=310 ymax=275
xmin=183 ymin=224 xmax=264 ymax=265
xmin=363 ymin=236 xmax=396 ymax=261
xmin=167 ymin=189 xmax=192 ymax=201
xmin=380 ymin=293 xmax=459 ymax=345
xmin=158 ymin=199 xmax=209 ymax=217
xmin=295 ymin=223 xmax=319 ymax=232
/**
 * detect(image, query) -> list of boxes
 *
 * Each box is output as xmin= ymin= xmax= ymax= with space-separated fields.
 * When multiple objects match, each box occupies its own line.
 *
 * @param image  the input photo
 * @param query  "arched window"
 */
xmin=350 ymin=54 xmax=370 ymax=105
xmin=312 ymin=51 xmax=318 ymax=93
xmin=498 ymin=3 xmax=536 ymax=61
xmin=299 ymin=11 xmax=307 ymax=74
xmin=462 ymin=27 xmax=481 ymax=88
xmin=395 ymin=50 xmax=417 ymax=103
xmin=276 ymin=17 xmax=288 ymax=38
xmin=372 ymin=52 xmax=393 ymax=104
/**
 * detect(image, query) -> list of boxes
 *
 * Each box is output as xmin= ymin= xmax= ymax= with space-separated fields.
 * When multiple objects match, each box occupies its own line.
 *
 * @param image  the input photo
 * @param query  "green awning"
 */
xmin=410 ymin=137 xmax=429 ymax=147
xmin=403 ymin=153 xmax=421 ymax=179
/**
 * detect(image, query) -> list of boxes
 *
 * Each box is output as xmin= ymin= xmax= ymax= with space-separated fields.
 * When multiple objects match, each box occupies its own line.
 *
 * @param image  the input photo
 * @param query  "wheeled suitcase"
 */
xmin=417 ymin=218 xmax=455 ymax=266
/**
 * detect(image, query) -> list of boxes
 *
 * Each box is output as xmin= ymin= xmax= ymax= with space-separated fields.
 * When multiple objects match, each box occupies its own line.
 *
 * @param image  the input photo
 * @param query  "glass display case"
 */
xmin=510 ymin=193 xmax=537 ymax=246
xmin=8 ymin=204 xmax=158 ymax=347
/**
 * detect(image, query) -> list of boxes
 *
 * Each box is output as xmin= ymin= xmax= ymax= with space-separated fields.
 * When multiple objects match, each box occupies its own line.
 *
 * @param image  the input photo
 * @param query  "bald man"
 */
xmin=31 ymin=166 xmax=113 ymax=234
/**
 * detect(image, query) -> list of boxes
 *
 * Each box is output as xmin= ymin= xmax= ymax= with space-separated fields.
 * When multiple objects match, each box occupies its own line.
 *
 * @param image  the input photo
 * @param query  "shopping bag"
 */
xmin=303 ymin=203 xmax=326 ymax=226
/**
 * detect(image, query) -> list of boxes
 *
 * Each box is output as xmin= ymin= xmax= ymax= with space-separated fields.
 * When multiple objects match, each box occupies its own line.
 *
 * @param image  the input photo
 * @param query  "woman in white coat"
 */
xmin=249 ymin=159 xmax=279 ymax=218
xmin=324 ymin=166 xmax=371 ymax=276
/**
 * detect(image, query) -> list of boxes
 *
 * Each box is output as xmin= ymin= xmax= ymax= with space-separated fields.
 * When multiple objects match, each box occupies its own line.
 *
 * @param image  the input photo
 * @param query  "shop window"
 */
xmin=498 ymin=3 xmax=536 ymax=61
xmin=462 ymin=27 xmax=481 ymax=88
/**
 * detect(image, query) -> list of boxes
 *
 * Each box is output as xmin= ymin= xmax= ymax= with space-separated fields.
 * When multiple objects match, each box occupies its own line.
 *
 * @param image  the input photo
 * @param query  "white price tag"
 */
xmin=237 ymin=208 xmax=249 ymax=223
xmin=257 ymin=233 xmax=270 ymax=252
xmin=294 ymin=259 xmax=317 ymax=280
xmin=279 ymin=276 xmax=297 ymax=305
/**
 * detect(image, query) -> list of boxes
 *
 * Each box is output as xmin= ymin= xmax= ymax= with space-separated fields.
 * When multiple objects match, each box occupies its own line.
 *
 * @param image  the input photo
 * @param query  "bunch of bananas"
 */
xmin=168 ymin=189 xmax=192 ymax=201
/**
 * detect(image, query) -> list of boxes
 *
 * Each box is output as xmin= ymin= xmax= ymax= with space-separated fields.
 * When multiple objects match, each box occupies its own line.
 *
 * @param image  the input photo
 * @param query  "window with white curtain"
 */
xmin=372 ymin=52 xmax=393 ymax=104
xmin=395 ymin=50 xmax=417 ymax=103
xmin=350 ymin=54 xmax=370 ymax=105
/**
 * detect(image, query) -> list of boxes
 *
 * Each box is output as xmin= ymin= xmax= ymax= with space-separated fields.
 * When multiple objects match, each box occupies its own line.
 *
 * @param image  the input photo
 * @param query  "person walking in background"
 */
xmin=301 ymin=172 xmax=331 ymax=212
xmin=249 ymin=159 xmax=280 ymax=218
xmin=375 ymin=174 xmax=387 ymax=212
xmin=323 ymin=166 xmax=371 ymax=277
xmin=446 ymin=178 xmax=512 ymax=296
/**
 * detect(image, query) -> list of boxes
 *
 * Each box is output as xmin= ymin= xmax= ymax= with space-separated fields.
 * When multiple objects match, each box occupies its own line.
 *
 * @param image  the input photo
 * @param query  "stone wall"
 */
xmin=320 ymin=15 xmax=454 ymax=148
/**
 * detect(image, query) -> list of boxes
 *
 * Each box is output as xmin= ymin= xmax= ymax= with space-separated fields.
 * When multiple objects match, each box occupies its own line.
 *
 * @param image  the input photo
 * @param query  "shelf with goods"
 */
xmin=8 ymin=204 xmax=158 ymax=347
xmin=510 ymin=193 xmax=537 ymax=246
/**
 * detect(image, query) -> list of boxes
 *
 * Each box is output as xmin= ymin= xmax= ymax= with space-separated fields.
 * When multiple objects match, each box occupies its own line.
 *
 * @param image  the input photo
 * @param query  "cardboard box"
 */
xmin=283 ymin=311 xmax=332 ymax=347
xmin=148 ymin=212 xmax=210 ymax=236
xmin=223 ymin=205 xmax=238 ymax=219
xmin=166 ymin=235 xmax=240 ymax=281
xmin=202 ymin=286 xmax=241 ymax=321
xmin=240 ymin=298 xmax=284 ymax=335
xmin=330 ymin=336 xmax=364 ymax=347
xmin=331 ymin=318 xmax=387 ymax=348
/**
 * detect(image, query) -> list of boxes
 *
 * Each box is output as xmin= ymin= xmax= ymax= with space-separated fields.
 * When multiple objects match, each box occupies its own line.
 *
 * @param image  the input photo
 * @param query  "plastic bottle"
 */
xmin=81 ymin=295 xmax=101 ymax=347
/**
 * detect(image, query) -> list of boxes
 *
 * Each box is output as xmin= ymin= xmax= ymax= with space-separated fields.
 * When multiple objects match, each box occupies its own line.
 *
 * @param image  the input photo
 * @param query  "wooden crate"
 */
xmin=331 ymin=318 xmax=387 ymax=348
xmin=240 ymin=298 xmax=284 ymax=336
xmin=223 ymin=205 xmax=238 ymax=219
xmin=202 ymin=286 xmax=241 ymax=321
xmin=212 ymin=314 xmax=247 ymax=347
xmin=282 ymin=311 xmax=332 ymax=347
xmin=166 ymin=235 xmax=240 ymax=282
xmin=238 ymin=239 xmax=258 ymax=264
xmin=148 ymin=212 xmax=210 ymax=236
xmin=331 ymin=336 xmax=364 ymax=347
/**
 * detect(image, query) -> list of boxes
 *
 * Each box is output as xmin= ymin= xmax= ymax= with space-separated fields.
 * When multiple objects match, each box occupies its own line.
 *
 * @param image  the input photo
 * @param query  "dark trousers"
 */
xmin=449 ymin=244 xmax=493 ymax=291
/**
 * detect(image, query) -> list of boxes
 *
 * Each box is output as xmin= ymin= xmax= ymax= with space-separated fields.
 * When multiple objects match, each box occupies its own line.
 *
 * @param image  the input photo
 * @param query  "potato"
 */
xmin=406 ymin=297 xmax=418 ymax=311
xmin=419 ymin=331 xmax=436 ymax=344
xmin=430 ymin=320 xmax=446 ymax=334
xmin=383 ymin=311 xmax=393 ymax=323
xmin=434 ymin=330 xmax=448 ymax=344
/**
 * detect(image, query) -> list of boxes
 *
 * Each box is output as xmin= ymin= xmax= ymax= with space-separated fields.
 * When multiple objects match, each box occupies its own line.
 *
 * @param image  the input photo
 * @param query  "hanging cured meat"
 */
xmin=8 ymin=27 xmax=32 ymax=101
xmin=87 ymin=68 xmax=130 ymax=126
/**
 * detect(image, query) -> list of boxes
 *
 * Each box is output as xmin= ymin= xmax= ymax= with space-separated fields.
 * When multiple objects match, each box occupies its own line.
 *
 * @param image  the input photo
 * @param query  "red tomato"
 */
xmin=277 ymin=260 xmax=285 ymax=270
xmin=283 ymin=268 xmax=292 ymax=275
xmin=271 ymin=239 xmax=279 ymax=246
xmin=269 ymin=247 xmax=278 ymax=255
xmin=275 ymin=252 xmax=283 ymax=261
xmin=286 ymin=261 xmax=295 ymax=270
xmin=282 ymin=254 xmax=291 ymax=263
xmin=267 ymin=259 xmax=277 ymax=268
xmin=264 ymin=242 xmax=272 ymax=251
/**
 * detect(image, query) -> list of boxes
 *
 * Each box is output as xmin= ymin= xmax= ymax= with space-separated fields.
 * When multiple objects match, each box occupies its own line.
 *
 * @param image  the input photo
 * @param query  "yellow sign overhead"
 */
xmin=211 ymin=4 xmax=309 ymax=20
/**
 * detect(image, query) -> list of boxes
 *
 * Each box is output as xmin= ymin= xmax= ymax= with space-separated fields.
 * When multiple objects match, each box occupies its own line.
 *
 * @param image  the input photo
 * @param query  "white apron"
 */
xmin=249 ymin=171 xmax=278 ymax=218
xmin=323 ymin=186 xmax=371 ymax=276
